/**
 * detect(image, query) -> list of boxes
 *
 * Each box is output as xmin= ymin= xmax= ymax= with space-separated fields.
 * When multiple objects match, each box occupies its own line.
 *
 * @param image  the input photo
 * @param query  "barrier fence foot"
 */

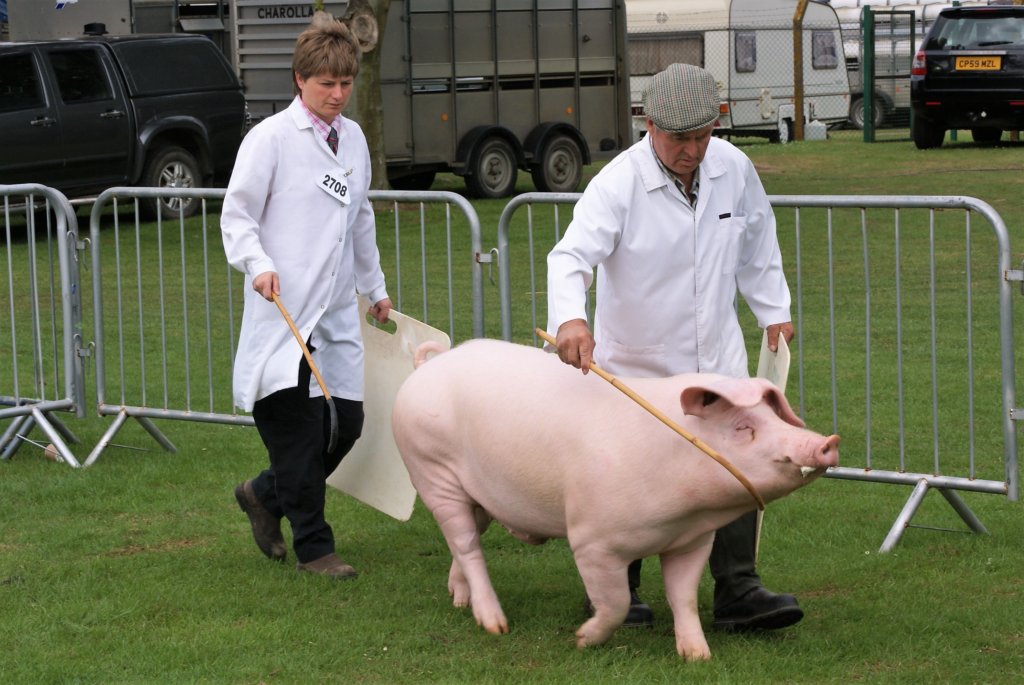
xmin=83 ymin=410 xmax=129 ymax=468
xmin=939 ymin=487 xmax=989 ymax=536
xmin=879 ymin=479 xmax=930 ymax=553
xmin=0 ymin=415 xmax=31 ymax=460
xmin=879 ymin=479 xmax=991 ymax=553
xmin=84 ymin=411 xmax=178 ymax=468
xmin=137 ymin=416 xmax=177 ymax=454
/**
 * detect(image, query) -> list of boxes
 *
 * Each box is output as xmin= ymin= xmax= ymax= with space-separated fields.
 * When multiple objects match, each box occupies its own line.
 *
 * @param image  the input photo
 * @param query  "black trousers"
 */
xmin=249 ymin=354 xmax=364 ymax=564
xmin=628 ymin=509 xmax=762 ymax=611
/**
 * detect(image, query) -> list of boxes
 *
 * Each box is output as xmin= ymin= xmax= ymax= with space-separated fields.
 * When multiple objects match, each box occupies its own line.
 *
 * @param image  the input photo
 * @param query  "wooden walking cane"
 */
xmin=535 ymin=328 xmax=764 ymax=510
xmin=273 ymin=292 xmax=340 ymax=453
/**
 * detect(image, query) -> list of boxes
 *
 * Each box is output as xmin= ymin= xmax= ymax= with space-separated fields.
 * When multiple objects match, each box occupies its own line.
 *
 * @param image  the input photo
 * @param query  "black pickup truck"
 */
xmin=0 ymin=31 xmax=246 ymax=217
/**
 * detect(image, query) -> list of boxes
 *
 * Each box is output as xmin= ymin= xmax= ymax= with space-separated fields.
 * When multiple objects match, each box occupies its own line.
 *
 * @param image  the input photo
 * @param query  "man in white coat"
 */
xmin=221 ymin=13 xmax=392 ymax=579
xmin=547 ymin=64 xmax=801 ymax=630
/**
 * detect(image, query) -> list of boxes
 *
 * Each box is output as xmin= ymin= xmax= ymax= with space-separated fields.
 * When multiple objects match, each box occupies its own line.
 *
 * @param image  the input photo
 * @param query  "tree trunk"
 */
xmin=349 ymin=0 xmax=391 ymax=190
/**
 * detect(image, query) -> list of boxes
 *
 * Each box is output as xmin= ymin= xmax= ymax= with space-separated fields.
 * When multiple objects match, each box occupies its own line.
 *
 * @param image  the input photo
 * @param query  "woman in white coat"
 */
xmin=222 ymin=13 xmax=391 ymax=579
xmin=547 ymin=64 xmax=800 ymax=631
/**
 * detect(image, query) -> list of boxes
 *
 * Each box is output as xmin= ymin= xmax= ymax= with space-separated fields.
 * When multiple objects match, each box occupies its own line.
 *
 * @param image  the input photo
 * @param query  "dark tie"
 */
xmin=327 ymin=127 xmax=338 ymax=154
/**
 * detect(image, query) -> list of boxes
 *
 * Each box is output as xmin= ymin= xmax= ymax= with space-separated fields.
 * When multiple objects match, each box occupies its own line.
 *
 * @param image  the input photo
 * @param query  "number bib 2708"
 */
xmin=317 ymin=167 xmax=352 ymax=205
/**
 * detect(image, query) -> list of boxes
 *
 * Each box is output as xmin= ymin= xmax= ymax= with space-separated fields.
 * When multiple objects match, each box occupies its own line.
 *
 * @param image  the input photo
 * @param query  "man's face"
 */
xmin=645 ymin=120 xmax=716 ymax=176
xmin=296 ymin=72 xmax=355 ymax=123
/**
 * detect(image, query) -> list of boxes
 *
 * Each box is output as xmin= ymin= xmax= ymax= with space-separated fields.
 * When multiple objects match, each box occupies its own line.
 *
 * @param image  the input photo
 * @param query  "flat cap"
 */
xmin=642 ymin=63 xmax=720 ymax=133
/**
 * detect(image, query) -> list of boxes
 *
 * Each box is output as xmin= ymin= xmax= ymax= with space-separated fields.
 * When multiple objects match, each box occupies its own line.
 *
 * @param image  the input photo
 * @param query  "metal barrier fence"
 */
xmin=496 ymin=192 xmax=1020 ymax=551
xmin=6 ymin=182 xmax=1020 ymax=551
xmin=0 ymin=184 xmax=87 ymax=467
xmin=84 ymin=187 xmax=483 ymax=467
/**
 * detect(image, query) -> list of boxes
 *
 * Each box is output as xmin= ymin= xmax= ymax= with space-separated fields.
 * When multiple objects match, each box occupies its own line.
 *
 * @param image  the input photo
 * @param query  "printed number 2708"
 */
xmin=322 ymin=174 xmax=347 ymax=196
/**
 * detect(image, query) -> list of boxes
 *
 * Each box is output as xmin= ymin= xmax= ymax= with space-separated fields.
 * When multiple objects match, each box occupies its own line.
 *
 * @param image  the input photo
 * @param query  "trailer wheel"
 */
xmin=849 ymin=96 xmax=886 ymax=130
xmin=389 ymin=170 xmax=437 ymax=191
xmin=141 ymin=145 xmax=201 ymax=219
xmin=465 ymin=137 xmax=518 ymax=198
xmin=531 ymin=134 xmax=583 ymax=193
xmin=771 ymin=118 xmax=794 ymax=144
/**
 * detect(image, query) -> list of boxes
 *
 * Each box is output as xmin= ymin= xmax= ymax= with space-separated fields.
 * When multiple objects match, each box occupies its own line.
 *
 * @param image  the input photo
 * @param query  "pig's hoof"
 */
xmin=575 ymin=619 xmax=614 ymax=648
xmin=478 ymin=615 xmax=509 ymax=635
xmin=448 ymin=580 xmax=471 ymax=607
xmin=679 ymin=645 xmax=712 ymax=662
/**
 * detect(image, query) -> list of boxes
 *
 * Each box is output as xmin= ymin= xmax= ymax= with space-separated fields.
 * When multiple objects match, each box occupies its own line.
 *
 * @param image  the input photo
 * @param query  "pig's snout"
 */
xmin=799 ymin=433 xmax=840 ymax=478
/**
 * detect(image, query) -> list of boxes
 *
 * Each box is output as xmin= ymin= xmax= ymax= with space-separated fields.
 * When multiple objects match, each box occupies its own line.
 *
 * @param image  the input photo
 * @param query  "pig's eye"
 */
xmin=736 ymin=425 xmax=755 ymax=441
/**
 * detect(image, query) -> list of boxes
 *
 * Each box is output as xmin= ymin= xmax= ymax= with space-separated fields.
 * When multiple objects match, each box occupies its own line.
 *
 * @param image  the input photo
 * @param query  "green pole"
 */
xmin=862 ymin=6 xmax=875 ymax=143
xmin=950 ymin=0 xmax=960 ymax=141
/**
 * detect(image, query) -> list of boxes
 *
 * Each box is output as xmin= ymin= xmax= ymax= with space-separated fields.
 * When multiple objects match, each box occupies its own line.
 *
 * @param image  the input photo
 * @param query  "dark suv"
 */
xmin=910 ymin=5 xmax=1024 ymax=149
xmin=0 ymin=32 xmax=246 ymax=217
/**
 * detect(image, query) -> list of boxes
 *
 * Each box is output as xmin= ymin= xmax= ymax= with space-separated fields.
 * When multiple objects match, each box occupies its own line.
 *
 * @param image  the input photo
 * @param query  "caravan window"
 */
xmin=812 ymin=30 xmax=839 ymax=70
xmin=735 ymin=32 xmax=756 ymax=73
xmin=628 ymin=33 xmax=703 ymax=75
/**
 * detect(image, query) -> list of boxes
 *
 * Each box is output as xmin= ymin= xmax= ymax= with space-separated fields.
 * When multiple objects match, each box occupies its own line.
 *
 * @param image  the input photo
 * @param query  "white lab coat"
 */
xmin=221 ymin=97 xmax=389 ymax=411
xmin=547 ymin=136 xmax=790 ymax=379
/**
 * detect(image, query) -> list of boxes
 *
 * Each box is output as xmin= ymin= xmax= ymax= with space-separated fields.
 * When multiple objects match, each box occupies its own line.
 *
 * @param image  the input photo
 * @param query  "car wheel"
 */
xmin=771 ymin=118 xmax=794 ymax=144
xmin=141 ymin=145 xmax=201 ymax=219
xmin=912 ymin=118 xmax=945 ymax=149
xmin=971 ymin=127 xmax=1002 ymax=144
xmin=530 ymin=134 xmax=583 ymax=193
xmin=465 ymin=136 xmax=518 ymax=199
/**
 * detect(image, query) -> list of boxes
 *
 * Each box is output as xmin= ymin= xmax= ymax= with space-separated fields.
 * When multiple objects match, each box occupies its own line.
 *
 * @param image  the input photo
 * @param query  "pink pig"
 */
xmin=392 ymin=339 xmax=838 ymax=660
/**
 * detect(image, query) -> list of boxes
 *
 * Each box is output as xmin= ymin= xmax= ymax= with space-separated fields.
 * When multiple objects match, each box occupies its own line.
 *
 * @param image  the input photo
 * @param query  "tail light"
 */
xmin=911 ymin=50 xmax=927 ymax=76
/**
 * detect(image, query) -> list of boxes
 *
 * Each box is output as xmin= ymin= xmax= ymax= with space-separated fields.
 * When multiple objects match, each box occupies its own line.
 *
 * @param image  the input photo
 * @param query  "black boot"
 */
xmin=710 ymin=510 xmax=803 ymax=632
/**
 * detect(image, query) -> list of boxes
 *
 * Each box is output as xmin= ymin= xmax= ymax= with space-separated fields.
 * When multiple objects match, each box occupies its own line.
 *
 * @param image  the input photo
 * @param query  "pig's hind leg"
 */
xmin=446 ymin=505 xmax=491 ymax=606
xmin=432 ymin=499 xmax=509 ymax=635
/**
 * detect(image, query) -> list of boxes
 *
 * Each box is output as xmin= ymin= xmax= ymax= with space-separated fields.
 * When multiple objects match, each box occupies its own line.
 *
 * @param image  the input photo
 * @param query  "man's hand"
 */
xmin=766 ymin=321 xmax=795 ymax=353
xmin=369 ymin=298 xmax=393 ymax=324
xmin=253 ymin=271 xmax=279 ymax=301
xmin=555 ymin=318 xmax=595 ymax=374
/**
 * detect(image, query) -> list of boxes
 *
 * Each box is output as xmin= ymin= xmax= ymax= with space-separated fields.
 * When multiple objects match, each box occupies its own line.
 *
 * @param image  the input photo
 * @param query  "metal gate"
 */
xmin=0 ymin=184 xmax=86 ymax=466
xmin=83 ymin=186 xmax=483 ymax=466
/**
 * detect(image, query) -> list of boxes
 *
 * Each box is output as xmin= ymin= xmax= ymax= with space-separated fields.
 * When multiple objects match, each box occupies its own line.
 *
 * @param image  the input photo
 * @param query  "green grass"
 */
xmin=3 ymin=132 xmax=1024 ymax=683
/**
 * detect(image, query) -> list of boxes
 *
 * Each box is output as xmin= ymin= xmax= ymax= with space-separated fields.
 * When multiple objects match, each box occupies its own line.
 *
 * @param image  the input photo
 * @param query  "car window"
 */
xmin=113 ymin=39 xmax=239 ymax=96
xmin=927 ymin=15 xmax=1024 ymax=50
xmin=0 ymin=52 xmax=46 ymax=113
xmin=48 ymin=48 xmax=114 ymax=104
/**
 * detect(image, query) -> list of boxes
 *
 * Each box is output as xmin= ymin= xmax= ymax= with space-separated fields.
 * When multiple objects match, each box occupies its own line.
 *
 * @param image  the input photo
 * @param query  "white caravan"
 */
xmin=625 ymin=0 xmax=851 ymax=143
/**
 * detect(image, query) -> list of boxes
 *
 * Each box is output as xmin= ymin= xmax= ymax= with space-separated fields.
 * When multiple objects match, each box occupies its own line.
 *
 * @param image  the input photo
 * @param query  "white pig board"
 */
xmin=755 ymin=330 xmax=790 ymax=393
xmin=326 ymin=300 xmax=451 ymax=521
xmin=754 ymin=330 xmax=790 ymax=561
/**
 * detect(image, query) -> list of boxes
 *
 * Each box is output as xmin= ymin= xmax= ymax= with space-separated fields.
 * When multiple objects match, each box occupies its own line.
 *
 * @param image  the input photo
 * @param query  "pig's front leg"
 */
xmin=661 ymin=533 xmax=714 ymax=661
xmin=572 ymin=548 xmax=631 ymax=648
xmin=432 ymin=500 xmax=508 ymax=635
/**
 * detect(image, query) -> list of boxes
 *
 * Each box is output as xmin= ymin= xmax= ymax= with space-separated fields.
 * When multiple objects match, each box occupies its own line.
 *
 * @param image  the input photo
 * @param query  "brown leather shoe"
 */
xmin=234 ymin=480 xmax=286 ymax=561
xmin=296 ymin=553 xmax=358 ymax=580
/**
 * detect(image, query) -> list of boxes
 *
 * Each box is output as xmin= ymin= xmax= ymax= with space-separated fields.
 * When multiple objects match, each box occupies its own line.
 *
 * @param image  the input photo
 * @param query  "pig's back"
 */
xmin=393 ymin=339 xmax=621 ymax=536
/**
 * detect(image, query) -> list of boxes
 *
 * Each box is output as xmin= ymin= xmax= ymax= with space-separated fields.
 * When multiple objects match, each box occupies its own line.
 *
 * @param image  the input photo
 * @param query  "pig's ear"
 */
xmin=761 ymin=385 xmax=805 ymax=428
xmin=680 ymin=376 xmax=805 ymax=428
xmin=680 ymin=386 xmax=723 ymax=418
